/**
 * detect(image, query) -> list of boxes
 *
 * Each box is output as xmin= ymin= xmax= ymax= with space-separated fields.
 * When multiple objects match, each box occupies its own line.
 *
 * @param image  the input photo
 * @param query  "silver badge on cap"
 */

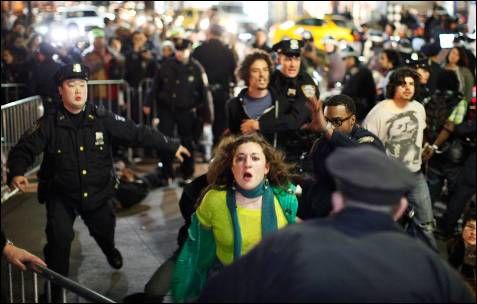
xmin=301 ymin=85 xmax=316 ymax=98
xmin=290 ymin=40 xmax=299 ymax=50
xmin=73 ymin=64 xmax=82 ymax=73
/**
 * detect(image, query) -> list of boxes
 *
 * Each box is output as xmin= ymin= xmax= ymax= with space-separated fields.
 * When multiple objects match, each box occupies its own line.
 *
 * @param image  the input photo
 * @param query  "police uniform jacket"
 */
xmin=192 ymin=38 xmax=236 ymax=90
xmin=226 ymin=88 xmax=306 ymax=148
xmin=199 ymin=207 xmax=475 ymax=303
xmin=269 ymin=70 xmax=318 ymax=155
xmin=7 ymin=102 xmax=180 ymax=211
xmin=341 ymin=65 xmax=376 ymax=116
xmin=270 ymin=69 xmax=318 ymax=111
xmin=148 ymin=57 xmax=212 ymax=123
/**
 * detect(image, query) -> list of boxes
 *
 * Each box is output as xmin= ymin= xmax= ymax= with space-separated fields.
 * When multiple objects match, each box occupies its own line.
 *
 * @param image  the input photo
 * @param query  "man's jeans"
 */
xmin=406 ymin=172 xmax=438 ymax=251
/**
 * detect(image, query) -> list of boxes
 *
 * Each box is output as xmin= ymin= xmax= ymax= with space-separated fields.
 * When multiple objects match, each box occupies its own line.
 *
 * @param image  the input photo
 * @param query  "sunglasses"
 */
xmin=325 ymin=114 xmax=353 ymax=127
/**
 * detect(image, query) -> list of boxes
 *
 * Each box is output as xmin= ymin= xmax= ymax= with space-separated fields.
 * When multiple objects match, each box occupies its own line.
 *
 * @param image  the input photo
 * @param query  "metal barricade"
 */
xmin=1 ymin=83 xmax=26 ymax=105
xmin=5 ymin=263 xmax=116 ymax=303
xmin=1 ymin=96 xmax=43 ymax=199
xmin=124 ymin=78 xmax=157 ymax=160
xmin=136 ymin=78 xmax=156 ymax=126
xmin=87 ymin=79 xmax=131 ymax=119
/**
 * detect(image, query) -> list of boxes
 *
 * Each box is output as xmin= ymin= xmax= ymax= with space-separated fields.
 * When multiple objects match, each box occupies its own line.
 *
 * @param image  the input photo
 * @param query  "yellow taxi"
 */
xmin=270 ymin=15 xmax=354 ymax=49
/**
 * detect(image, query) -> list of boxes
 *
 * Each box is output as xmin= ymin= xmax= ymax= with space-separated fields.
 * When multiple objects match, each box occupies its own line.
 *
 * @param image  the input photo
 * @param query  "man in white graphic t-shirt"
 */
xmin=363 ymin=67 xmax=437 ymax=250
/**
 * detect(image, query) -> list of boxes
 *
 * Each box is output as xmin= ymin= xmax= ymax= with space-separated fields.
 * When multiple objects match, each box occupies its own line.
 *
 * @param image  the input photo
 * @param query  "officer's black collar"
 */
xmin=57 ymin=102 xmax=95 ymax=127
xmin=331 ymin=206 xmax=403 ymax=234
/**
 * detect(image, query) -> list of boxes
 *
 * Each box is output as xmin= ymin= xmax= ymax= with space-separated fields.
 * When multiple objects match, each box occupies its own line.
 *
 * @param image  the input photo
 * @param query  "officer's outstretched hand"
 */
xmin=11 ymin=176 xmax=29 ymax=192
xmin=175 ymin=145 xmax=191 ymax=163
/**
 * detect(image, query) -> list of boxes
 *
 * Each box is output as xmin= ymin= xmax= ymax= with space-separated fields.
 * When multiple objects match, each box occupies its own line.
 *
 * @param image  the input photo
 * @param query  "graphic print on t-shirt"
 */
xmin=384 ymin=111 xmax=420 ymax=168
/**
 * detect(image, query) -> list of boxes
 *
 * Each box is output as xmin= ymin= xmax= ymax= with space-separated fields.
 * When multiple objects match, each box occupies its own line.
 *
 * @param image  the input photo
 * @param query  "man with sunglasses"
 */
xmin=298 ymin=94 xmax=384 ymax=219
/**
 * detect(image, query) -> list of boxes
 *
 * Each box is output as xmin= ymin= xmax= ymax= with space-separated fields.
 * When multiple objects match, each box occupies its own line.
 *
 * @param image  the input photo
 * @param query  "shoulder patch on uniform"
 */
xmin=358 ymin=136 xmax=375 ymax=144
xmin=113 ymin=113 xmax=126 ymax=122
xmin=301 ymin=85 xmax=316 ymax=98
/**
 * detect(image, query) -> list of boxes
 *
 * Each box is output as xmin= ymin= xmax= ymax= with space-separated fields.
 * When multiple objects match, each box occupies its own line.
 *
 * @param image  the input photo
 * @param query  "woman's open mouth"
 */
xmin=243 ymin=172 xmax=253 ymax=182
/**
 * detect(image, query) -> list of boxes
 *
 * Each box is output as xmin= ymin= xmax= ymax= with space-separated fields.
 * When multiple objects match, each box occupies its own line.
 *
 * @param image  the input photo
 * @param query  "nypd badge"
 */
xmin=290 ymin=39 xmax=299 ymax=50
xmin=113 ymin=114 xmax=126 ymax=122
xmin=301 ymin=85 xmax=316 ymax=98
xmin=287 ymin=88 xmax=297 ymax=96
xmin=95 ymin=132 xmax=104 ymax=146
xmin=72 ymin=64 xmax=82 ymax=73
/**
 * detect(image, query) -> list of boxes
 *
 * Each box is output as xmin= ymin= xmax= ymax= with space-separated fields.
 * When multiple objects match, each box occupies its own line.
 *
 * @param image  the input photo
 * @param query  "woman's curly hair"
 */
xmin=206 ymin=133 xmax=294 ymax=190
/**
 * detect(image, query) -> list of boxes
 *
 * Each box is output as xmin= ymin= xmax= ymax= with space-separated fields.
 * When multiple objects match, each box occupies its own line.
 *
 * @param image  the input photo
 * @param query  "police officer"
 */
xmin=192 ymin=24 xmax=237 ymax=144
xmin=199 ymin=146 xmax=475 ymax=303
xmin=7 ymin=63 xmax=190 ymax=300
xmin=269 ymin=39 xmax=319 ymax=171
xmin=299 ymin=94 xmax=384 ymax=219
xmin=340 ymin=46 xmax=376 ymax=122
xmin=145 ymin=38 xmax=212 ymax=183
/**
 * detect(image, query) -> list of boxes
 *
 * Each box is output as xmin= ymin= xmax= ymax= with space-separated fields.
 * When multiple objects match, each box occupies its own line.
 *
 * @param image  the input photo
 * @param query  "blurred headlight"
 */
xmin=238 ymin=33 xmax=252 ymax=41
xmin=51 ymin=27 xmax=67 ymax=41
xmin=279 ymin=21 xmax=295 ymax=30
xmin=294 ymin=27 xmax=304 ymax=35
xmin=67 ymin=27 xmax=79 ymax=39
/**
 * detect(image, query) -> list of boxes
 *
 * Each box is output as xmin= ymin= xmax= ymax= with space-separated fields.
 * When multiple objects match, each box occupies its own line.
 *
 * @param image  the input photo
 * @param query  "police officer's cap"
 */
xmin=174 ymin=38 xmax=192 ymax=50
xmin=272 ymin=39 xmax=304 ymax=56
xmin=55 ymin=63 xmax=89 ymax=86
xmin=405 ymin=52 xmax=429 ymax=69
xmin=326 ymin=146 xmax=414 ymax=205
xmin=421 ymin=42 xmax=441 ymax=57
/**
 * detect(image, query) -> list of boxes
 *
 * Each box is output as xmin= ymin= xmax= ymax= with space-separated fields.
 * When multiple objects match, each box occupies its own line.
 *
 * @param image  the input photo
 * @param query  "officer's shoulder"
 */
xmin=355 ymin=126 xmax=378 ymax=142
xmin=93 ymin=105 xmax=125 ymax=121
xmin=94 ymin=105 xmax=110 ymax=118
xmin=190 ymin=58 xmax=205 ymax=70
xmin=299 ymin=71 xmax=315 ymax=84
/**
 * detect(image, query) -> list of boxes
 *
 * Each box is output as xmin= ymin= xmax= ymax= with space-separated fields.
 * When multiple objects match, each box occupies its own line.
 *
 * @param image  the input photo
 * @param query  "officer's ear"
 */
xmin=331 ymin=191 xmax=345 ymax=215
xmin=350 ymin=114 xmax=356 ymax=126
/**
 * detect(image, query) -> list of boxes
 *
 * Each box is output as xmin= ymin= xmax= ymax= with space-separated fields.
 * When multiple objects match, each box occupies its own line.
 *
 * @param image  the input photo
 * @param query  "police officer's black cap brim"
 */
xmin=57 ymin=76 xmax=88 ymax=86
xmin=280 ymin=51 xmax=301 ymax=57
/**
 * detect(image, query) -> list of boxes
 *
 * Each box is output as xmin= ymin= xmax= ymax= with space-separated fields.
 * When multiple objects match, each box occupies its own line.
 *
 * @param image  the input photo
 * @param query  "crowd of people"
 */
xmin=2 ymin=2 xmax=476 ymax=303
